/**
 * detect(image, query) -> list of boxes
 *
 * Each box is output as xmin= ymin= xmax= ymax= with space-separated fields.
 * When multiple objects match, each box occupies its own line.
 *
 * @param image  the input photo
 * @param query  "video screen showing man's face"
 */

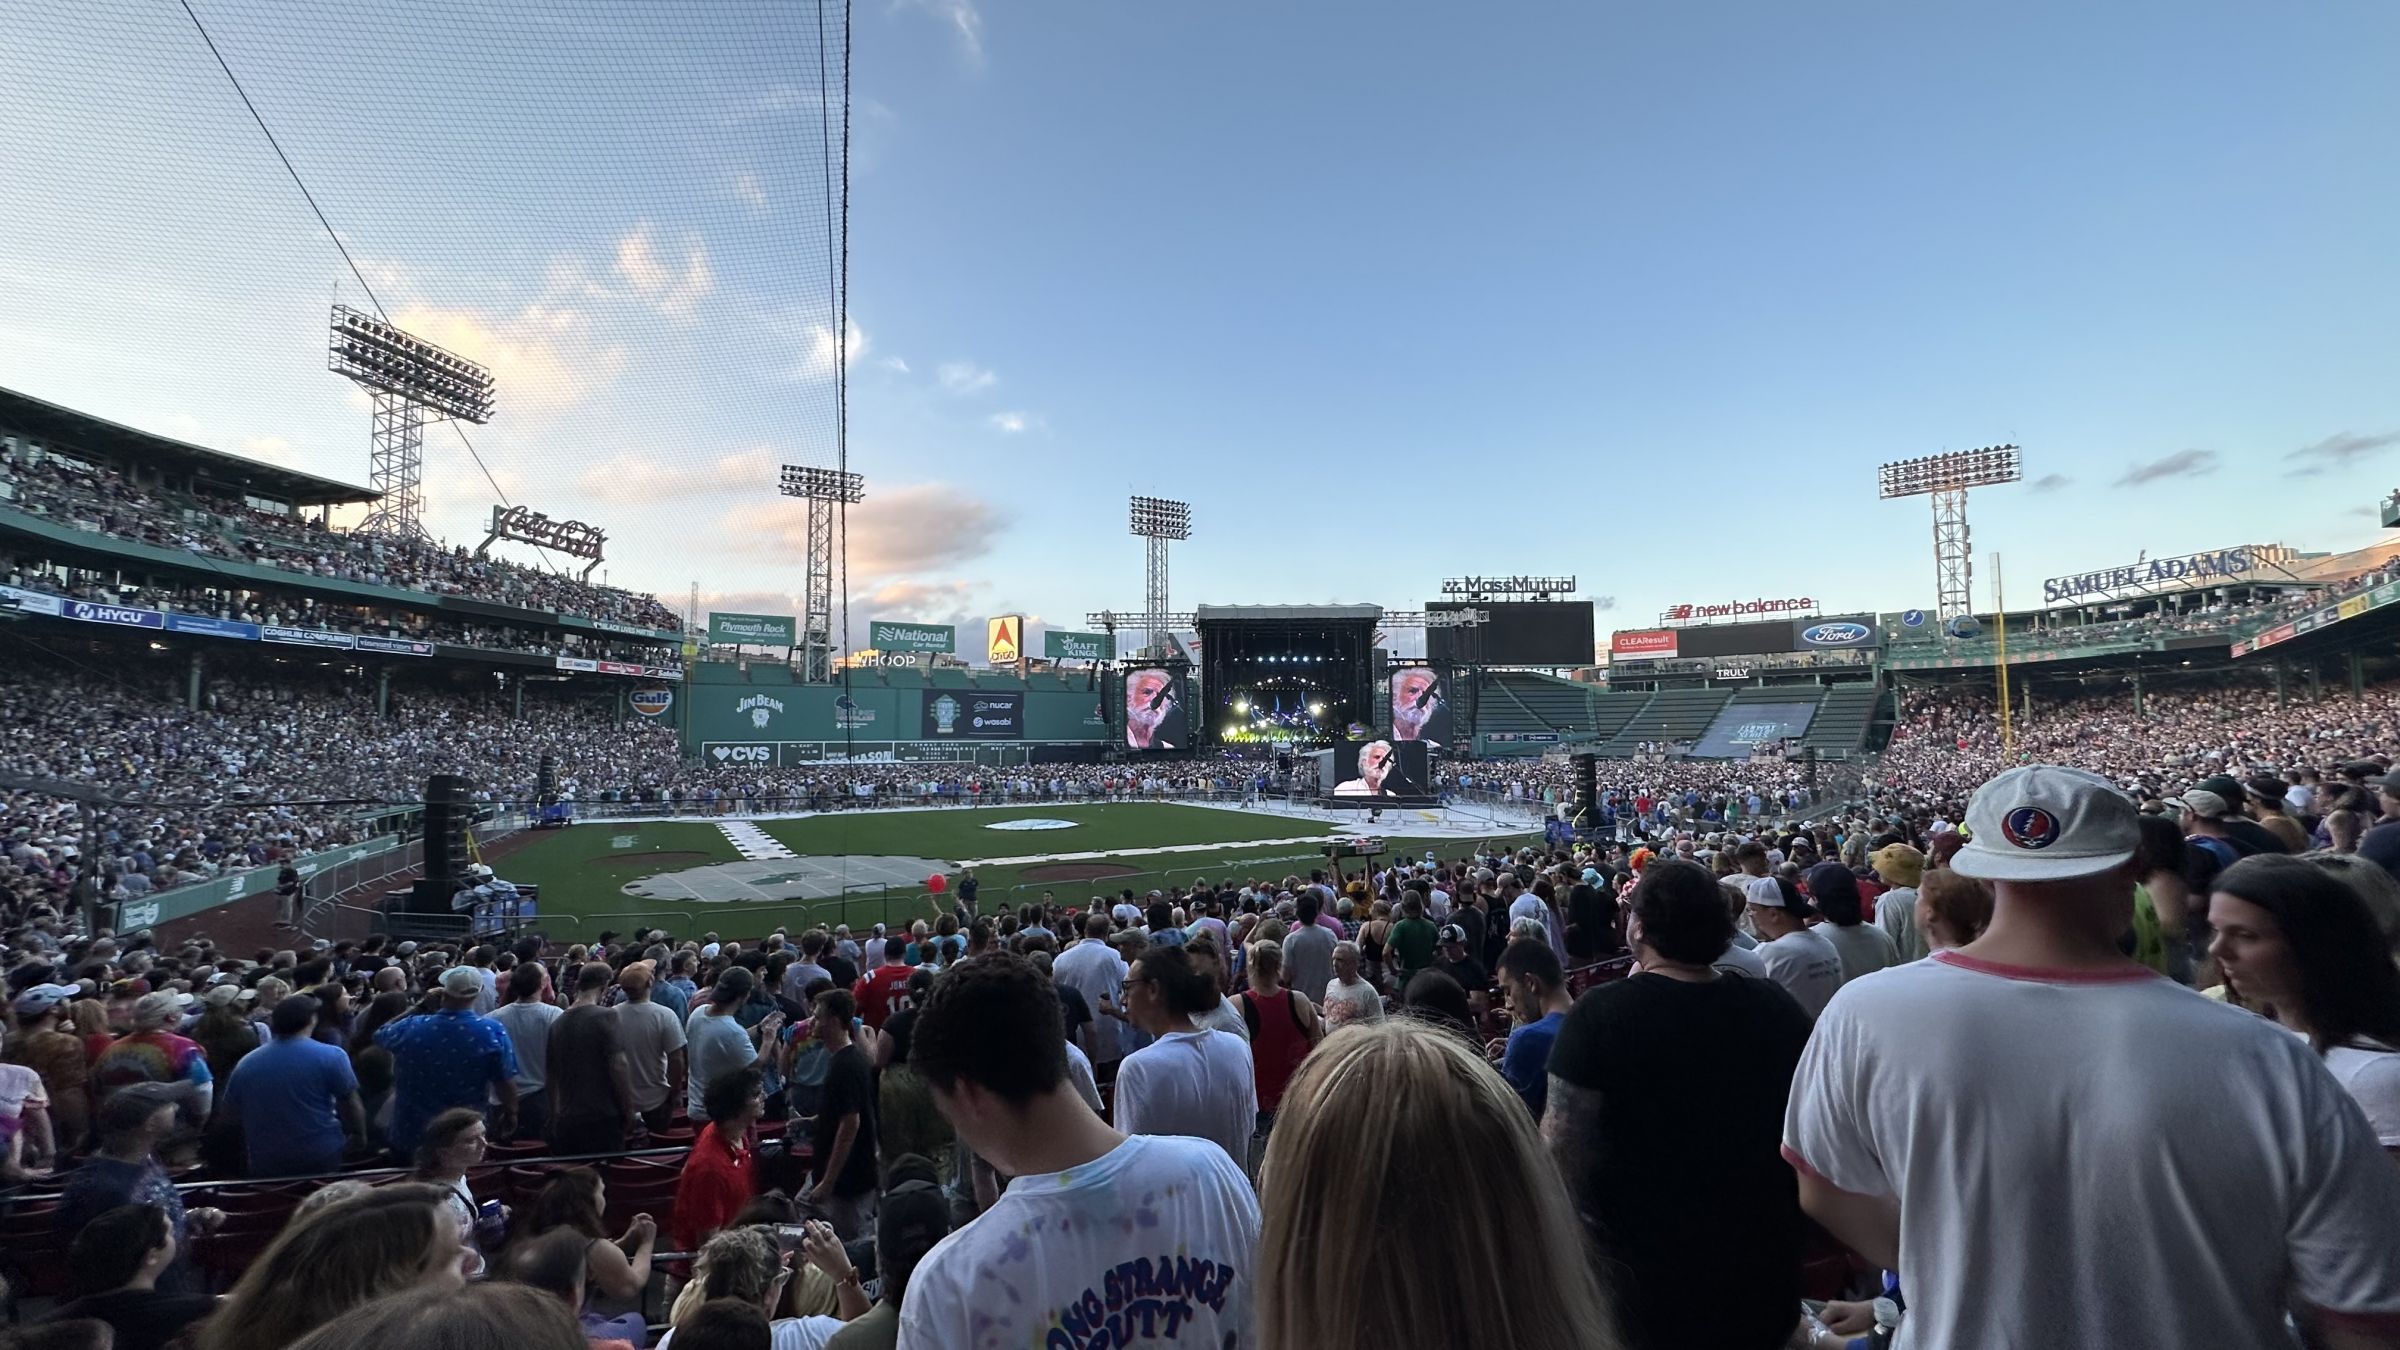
xmin=1334 ymin=738 xmax=1396 ymax=796
xmin=1390 ymin=667 xmax=1443 ymax=743
xmin=1125 ymin=667 xmax=1178 ymax=749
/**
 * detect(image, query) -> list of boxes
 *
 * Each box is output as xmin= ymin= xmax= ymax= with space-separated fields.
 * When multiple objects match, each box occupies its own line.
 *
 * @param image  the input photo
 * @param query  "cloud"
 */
xmin=894 ymin=0 xmax=984 ymax=62
xmin=576 ymin=449 xmax=778 ymax=503
xmin=732 ymin=172 xmax=768 ymax=209
xmin=795 ymin=317 xmax=870 ymax=380
xmin=2112 ymin=449 xmax=2219 ymax=487
xmin=611 ymin=224 xmax=713 ymax=320
xmin=1590 ymin=595 xmax=1618 ymax=612
xmin=859 ymin=579 xmax=983 ymax=623
xmin=388 ymin=302 xmax=624 ymax=416
xmin=2287 ymin=430 xmax=2400 ymax=475
xmin=936 ymin=361 xmax=997 ymax=395
xmin=689 ymin=587 xmax=806 ymax=618
xmin=238 ymin=435 xmax=299 ymax=468
xmin=2031 ymin=473 xmax=2071 ymax=493
xmin=878 ymin=356 xmax=911 ymax=374
xmin=987 ymin=411 xmax=1033 ymax=434
xmin=717 ymin=481 xmax=1007 ymax=581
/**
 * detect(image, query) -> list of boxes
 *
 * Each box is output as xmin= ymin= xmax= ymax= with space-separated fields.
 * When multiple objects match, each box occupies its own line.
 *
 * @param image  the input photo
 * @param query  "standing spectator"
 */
xmin=1319 ymin=941 xmax=1385 ymax=1029
xmin=1428 ymin=926 xmax=1489 ymax=1016
xmin=374 ymin=966 xmax=520 ymax=1157
xmin=1786 ymin=765 xmax=2400 ymax=1350
xmin=216 ymin=992 xmax=361 ymax=1178
xmin=1259 ymin=1019 xmax=1614 ymax=1350
xmin=0 ymin=1016 xmax=56 ymax=1182
xmin=851 ymin=939 xmax=915 ymax=1031
xmin=1804 ymin=862 xmax=1900 ymax=984
xmin=45 ymin=1203 xmax=216 ymax=1350
xmin=685 ymin=968 xmax=782 ymax=1118
xmin=1238 ymin=941 xmax=1323 ymax=1147
xmin=898 ymin=953 xmax=1259 ymax=1349
xmin=490 ymin=963 xmax=561 ymax=1141
xmin=1114 ymin=942 xmax=1257 ymax=1168
xmin=94 ymin=991 xmax=214 ymax=1121
xmin=1494 ymin=939 xmax=1570 ymax=1122
xmin=548 ymin=962 xmax=635 ymax=1155
xmin=614 ymin=962 xmax=688 ymax=1134
xmin=1280 ymin=892 xmax=1336 ymax=1006
xmin=1386 ymin=892 xmax=1440 ymax=984
xmin=807 ymin=988 xmax=880 ymax=1241
xmin=60 ymin=1085 xmax=224 ymax=1293
xmin=824 ymin=1153 xmax=952 ymax=1350
xmin=1052 ymin=913 xmax=1130 ymax=1073
xmin=1914 ymin=867 xmax=1994 ymax=953
xmin=1545 ymin=858 xmax=1813 ymax=1350
xmin=1869 ymin=843 xmax=1928 ymax=963
xmin=673 ymin=1066 xmax=763 ymax=1252
xmin=274 ymin=858 xmax=302 ymax=930
xmin=779 ymin=934 xmax=832 ymax=1005
xmin=1742 ymin=876 xmax=1843 ymax=1018
xmin=11 ymin=984 xmax=89 ymax=1154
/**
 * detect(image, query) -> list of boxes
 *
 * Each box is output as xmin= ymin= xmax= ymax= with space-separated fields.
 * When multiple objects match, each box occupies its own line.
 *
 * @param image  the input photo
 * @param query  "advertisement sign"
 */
xmin=869 ymin=621 xmax=955 ymax=654
xmin=1795 ymin=616 xmax=1878 ymax=649
xmin=709 ymin=612 xmax=798 ymax=647
xmin=0 ymin=584 xmax=62 ymax=617
xmin=1388 ymin=667 xmax=1452 ymax=747
xmin=165 ymin=614 xmax=262 ymax=641
xmin=1045 ymin=629 xmax=1116 ymax=662
xmin=65 ymin=599 xmax=165 ymax=629
xmin=734 ymin=692 xmax=787 ymax=731
xmin=262 ymin=625 xmax=356 ymax=649
xmin=355 ymin=635 xmax=433 ymax=656
xmin=555 ymin=656 xmax=600 ymax=672
xmin=2339 ymin=595 xmax=2372 ymax=621
xmin=629 ymin=689 xmax=675 ymax=718
xmin=2042 ymin=547 xmax=2262 ymax=605
xmin=1610 ymin=629 xmax=1680 ymax=658
xmin=986 ymin=615 xmax=1024 ymax=666
xmin=1426 ymin=600 xmax=1595 ymax=666
xmin=1662 ymin=597 xmax=1817 ymax=623
xmin=923 ymin=690 xmax=1024 ymax=740
xmin=1484 ymin=731 xmax=1561 ymax=743
xmin=703 ymin=742 xmax=779 ymax=766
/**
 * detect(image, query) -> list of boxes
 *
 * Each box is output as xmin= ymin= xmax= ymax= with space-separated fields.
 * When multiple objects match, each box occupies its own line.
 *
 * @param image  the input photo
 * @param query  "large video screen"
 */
xmin=1690 ymin=700 xmax=1819 ymax=758
xmin=1124 ymin=666 xmax=1188 ymax=751
xmin=1387 ymin=666 xmax=1453 ymax=748
xmin=1327 ymin=738 xmax=1433 ymax=800
xmin=1426 ymin=601 xmax=1595 ymax=666
xmin=1673 ymin=620 xmax=1797 ymax=660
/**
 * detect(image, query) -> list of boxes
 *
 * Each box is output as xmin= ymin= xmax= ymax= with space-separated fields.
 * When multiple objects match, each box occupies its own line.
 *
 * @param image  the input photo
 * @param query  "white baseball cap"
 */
xmin=1951 ymin=765 xmax=2140 ymax=882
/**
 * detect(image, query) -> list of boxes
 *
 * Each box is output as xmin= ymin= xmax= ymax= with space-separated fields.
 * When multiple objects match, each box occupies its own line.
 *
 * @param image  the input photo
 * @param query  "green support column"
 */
xmin=377 ymin=666 xmax=390 ymax=718
xmin=514 ymin=677 xmax=525 ymax=720
xmin=187 ymin=653 xmax=203 ymax=712
xmin=2273 ymin=661 xmax=2286 ymax=709
xmin=2352 ymin=649 xmax=2367 ymax=699
xmin=2131 ymin=670 xmax=2144 ymax=719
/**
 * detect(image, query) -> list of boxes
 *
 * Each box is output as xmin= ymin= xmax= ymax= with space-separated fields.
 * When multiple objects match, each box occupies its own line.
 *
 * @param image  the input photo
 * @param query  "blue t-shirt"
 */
xmin=222 ymin=1034 xmax=359 ymax=1176
xmin=375 ymin=1008 xmax=519 ymax=1155
xmin=1500 ymin=1010 xmax=1568 ymax=1121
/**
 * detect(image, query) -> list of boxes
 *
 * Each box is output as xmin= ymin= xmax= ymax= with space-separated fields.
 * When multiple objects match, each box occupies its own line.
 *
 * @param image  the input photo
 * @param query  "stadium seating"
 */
xmin=1595 ymin=687 xmax=1733 ymax=756
xmin=1800 ymin=682 xmax=1882 ymax=756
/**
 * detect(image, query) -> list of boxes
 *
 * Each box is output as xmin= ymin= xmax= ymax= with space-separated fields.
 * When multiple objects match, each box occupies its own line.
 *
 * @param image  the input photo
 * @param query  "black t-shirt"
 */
xmin=1056 ymin=985 xmax=1093 ymax=1043
xmin=882 ymin=1005 xmax=919 ymax=1065
xmin=1547 ymin=972 xmax=1814 ymax=1350
xmin=1429 ymin=955 xmax=1488 ymax=996
xmin=50 ymin=1289 xmax=219 ymax=1350
xmin=823 ymin=953 xmax=859 ymax=989
xmin=547 ymin=1003 xmax=625 ymax=1125
xmin=1565 ymin=883 xmax=1618 ymax=959
xmin=2217 ymin=816 xmax=2288 ymax=857
xmin=814 ymin=1043 xmax=879 ymax=1198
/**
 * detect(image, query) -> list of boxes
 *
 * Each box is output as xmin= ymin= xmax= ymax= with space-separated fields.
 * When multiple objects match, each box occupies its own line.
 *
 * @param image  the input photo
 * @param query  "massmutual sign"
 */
xmin=2042 ymin=547 xmax=2270 ymax=605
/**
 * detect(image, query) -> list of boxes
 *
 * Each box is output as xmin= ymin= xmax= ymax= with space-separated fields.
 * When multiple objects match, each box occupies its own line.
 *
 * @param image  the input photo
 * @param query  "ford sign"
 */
xmin=1799 ymin=621 xmax=1872 ymax=648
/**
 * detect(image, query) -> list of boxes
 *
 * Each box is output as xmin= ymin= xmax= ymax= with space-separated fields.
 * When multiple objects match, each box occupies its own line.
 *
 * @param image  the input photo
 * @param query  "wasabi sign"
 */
xmin=709 ymin=612 xmax=798 ymax=646
xmin=1045 ymin=630 xmax=1116 ymax=661
xmin=870 ymin=621 xmax=955 ymax=654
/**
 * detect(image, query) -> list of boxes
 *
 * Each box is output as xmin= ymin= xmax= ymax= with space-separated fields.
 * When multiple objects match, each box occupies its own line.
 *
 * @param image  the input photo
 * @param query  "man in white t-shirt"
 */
xmin=1054 ymin=913 xmax=1131 ymax=1069
xmin=1785 ymin=765 xmax=2400 ymax=1350
xmin=613 ymin=963 xmax=687 ymax=1133
xmin=1743 ymin=876 xmax=1843 ymax=1018
xmin=900 ymin=952 xmax=1258 ymax=1350
xmin=1320 ymin=941 xmax=1385 ymax=1029
xmin=1115 ymin=942 xmax=1256 ymax=1168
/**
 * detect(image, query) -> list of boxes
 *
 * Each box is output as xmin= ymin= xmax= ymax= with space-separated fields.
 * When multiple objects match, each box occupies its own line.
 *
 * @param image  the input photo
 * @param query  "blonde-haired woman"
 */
xmin=1256 ymin=1018 xmax=1618 ymax=1350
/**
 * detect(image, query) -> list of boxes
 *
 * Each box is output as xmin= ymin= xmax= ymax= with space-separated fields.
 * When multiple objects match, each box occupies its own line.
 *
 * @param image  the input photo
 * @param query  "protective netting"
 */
xmin=3 ymin=0 xmax=850 ymax=603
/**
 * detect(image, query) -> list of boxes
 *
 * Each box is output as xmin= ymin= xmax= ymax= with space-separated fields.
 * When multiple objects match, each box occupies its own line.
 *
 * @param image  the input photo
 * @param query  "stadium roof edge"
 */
xmin=0 ymin=386 xmax=380 ymax=507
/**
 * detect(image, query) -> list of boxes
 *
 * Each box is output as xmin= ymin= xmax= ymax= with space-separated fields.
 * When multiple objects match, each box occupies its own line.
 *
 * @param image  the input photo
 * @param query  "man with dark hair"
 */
xmin=49 ymin=1202 xmax=216 ymax=1350
xmin=615 ymin=962 xmax=687 ymax=1135
xmin=1051 ymin=911 xmax=1129 ymax=1072
xmin=548 ymin=961 xmax=636 ymax=1155
xmin=1114 ymin=942 xmax=1256 ymax=1168
xmin=1144 ymin=898 xmax=1187 ymax=948
xmin=1544 ymin=858 xmax=1813 ymax=1350
xmin=674 ymin=1063 xmax=765 ymax=1252
xmin=674 ymin=1300 xmax=773 ymax=1350
xmin=825 ymin=1152 xmax=951 ymax=1350
xmin=1496 ymin=939 xmax=1571 ymax=1120
xmin=1280 ymin=891 xmax=1335 ymax=1001
xmin=807 ymin=987 xmax=879 ymax=1240
xmin=685 ymin=968 xmax=783 ymax=1118
xmin=490 ymin=961 xmax=559 ymax=1141
xmin=376 ymin=966 xmax=518 ymax=1154
xmin=902 ymin=953 xmax=1257 ymax=1348
xmin=852 ymin=934 xmax=915 ymax=1030
xmin=216 ymin=992 xmax=361 ymax=1178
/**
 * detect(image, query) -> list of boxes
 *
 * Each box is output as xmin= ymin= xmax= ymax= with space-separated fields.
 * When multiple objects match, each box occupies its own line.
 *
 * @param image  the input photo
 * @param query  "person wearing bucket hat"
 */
xmin=1785 ymin=765 xmax=2400 ymax=1350
xmin=1743 ymin=876 xmax=1842 ymax=1019
xmin=1870 ymin=843 xmax=1931 ymax=963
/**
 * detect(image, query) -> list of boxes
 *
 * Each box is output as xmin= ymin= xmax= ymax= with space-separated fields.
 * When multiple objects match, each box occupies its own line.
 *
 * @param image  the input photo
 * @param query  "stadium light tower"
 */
xmin=1129 ymin=495 xmax=1191 ymax=659
xmin=328 ymin=304 xmax=495 ymax=539
xmin=780 ymin=463 xmax=866 ymax=683
xmin=1878 ymin=445 xmax=2022 ymax=622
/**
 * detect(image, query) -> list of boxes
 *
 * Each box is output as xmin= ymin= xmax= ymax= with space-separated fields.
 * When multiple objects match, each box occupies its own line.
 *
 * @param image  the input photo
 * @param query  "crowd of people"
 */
xmin=3 ymin=728 xmax=2398 ymax=1347
xmin=0 ymin=446 xmax=682 ymax=631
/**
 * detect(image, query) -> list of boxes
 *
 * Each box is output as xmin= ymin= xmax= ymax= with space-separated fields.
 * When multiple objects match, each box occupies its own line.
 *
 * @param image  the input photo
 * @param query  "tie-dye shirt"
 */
xmin=897 ymin=1132 xmax=1257 ymax=1350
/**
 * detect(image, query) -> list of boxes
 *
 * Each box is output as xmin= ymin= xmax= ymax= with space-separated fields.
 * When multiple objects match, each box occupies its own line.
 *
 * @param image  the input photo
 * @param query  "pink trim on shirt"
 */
xmin=1931 ymin=950 xmax=2162 ymax=984
xmin=2314 ymin=1307 xmax=2400 ymax=1334
xmin=1780 ymin=1143 xmax=1828 ymax=1181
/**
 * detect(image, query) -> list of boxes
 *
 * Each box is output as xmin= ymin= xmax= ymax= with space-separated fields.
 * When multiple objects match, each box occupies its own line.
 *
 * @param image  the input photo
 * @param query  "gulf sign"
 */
xmin=629 ymin=689 xmax=674 ymax=718
xmin=1611 ymin=629 xmax=1679 ymax=658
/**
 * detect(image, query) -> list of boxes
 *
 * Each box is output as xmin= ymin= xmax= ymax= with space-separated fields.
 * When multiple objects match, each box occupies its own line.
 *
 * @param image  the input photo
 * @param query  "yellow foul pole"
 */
xmin=1993 ymin=552 xmax=2014 ymax=760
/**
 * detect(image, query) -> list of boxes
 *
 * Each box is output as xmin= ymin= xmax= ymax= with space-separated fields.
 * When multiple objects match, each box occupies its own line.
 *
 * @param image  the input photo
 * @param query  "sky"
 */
xmin=5 ymin=0 xmax=2399 ymax=661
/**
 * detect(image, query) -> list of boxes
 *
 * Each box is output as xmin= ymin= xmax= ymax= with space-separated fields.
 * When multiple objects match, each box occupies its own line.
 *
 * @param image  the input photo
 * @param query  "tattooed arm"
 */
xmin=1542 ymin=1076 xmax=1602 ymax=1201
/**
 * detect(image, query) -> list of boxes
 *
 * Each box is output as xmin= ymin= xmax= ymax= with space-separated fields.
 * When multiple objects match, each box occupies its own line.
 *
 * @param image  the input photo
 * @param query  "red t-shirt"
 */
xmin=853 ymin=964 xmax=915 ymax=1029
xmin=673 ymin=1122 xmax=755 ymax=1251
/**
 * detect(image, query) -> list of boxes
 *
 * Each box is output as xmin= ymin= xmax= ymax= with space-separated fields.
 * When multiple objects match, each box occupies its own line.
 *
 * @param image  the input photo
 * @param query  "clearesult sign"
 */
xmin=2042 ymin=547 xmax=2264 ymax=605
xmin=1044 ymin=629 xmax=1116 ymax=662
xmin=1610 ymin=629 xmax=1679 ymax=658
xmin=869 ymin=621 xmax=955 ymax=654
xmin=709 ymin=612 xmax=798 ymax=646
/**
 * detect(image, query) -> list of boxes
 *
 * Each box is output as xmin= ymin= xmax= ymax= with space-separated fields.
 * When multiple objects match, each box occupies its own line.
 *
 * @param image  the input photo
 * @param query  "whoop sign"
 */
xmin=1610 ymin=629 xmax=1680 ymax=658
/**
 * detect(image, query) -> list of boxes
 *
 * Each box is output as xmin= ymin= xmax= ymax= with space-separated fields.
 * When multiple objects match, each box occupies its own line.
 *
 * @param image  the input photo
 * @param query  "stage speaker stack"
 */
xmin=1572 ymin=752 xmax=1598 ymax=825
xmin=536 ymin=754 xmax=559 ymax=808
xmin=401 ymin=774 xmax=474 ymax=914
